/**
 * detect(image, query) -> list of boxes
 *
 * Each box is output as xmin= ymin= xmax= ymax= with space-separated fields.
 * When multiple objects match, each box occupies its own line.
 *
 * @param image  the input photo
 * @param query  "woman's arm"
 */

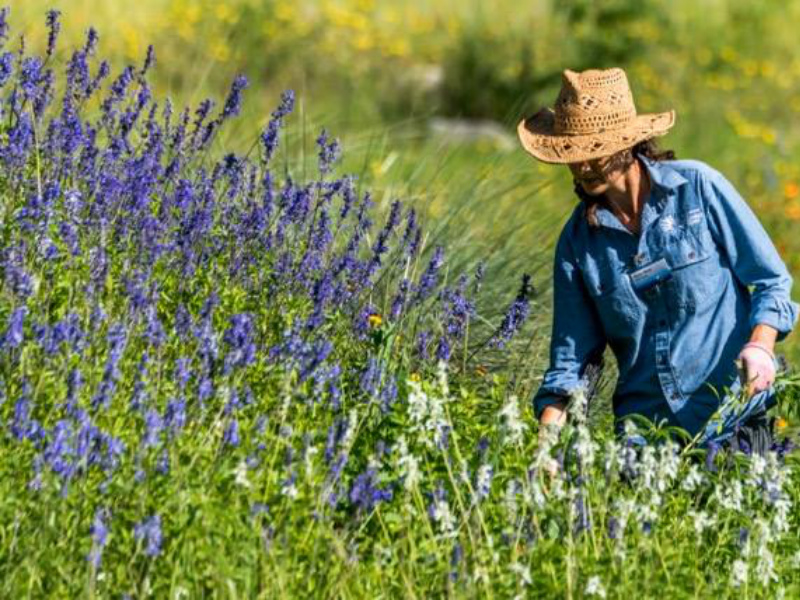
xmin=533 ymin=224 xmax=607 ymax=428
xmin=701 ymin=165 xmax=799 ymax=396
xmin=701 ymin=165 xmax=800 ymax=342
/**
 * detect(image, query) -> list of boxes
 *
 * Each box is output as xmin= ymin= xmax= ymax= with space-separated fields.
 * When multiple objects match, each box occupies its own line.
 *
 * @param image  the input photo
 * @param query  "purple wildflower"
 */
xmin=316 ymin=128 xmax=341 ymax=175
xmin=223 ymin=418 xmax=240 ymax=447
xmin=260 ymin=89 xmax=295 ymax=163
xmin=87 ymin=507 xmax=110 ymax=568
xmin=489 ymin=273 xmax=533 ymax=349
xmin=3 ymin=305 xmax=27 ymax=349
xmin=45 ymin=10 xmax=61 ymax=58
xmin=133 ymin=514 xmax=163 ymax=557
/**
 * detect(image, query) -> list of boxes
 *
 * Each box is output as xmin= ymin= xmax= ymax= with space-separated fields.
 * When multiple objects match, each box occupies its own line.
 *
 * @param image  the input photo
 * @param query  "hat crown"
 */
xmin=554 ymin=68 xmax=638 ymax=135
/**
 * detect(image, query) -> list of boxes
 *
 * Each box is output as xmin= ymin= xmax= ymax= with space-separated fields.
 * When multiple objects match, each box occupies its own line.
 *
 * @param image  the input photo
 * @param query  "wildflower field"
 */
xmin=3 ymin=3 xmax=800 ymax=598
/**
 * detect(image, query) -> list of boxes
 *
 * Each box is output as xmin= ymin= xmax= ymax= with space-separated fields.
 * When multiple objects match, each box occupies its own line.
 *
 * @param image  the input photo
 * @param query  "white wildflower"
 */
xmin=533 ymin=423 xmax=560 ymax=474
xmin=510 ymin=562 xmax=531 ymax=586
xmin=436 ymin=359 xmax=450 ymax=399
xmin=638 ymin=445 xmax=658 ymax=491
xmin=396 ymin=436 xmax=421 ymax=492
xmin=499 ymin=394 xmax=528 ymax=446
xmin=746 ymin=454 xmax=767 ymax=488
xmin=681 ymin=464 xmax=705 ymax=492
xmin=730 ymin=559 xmax=748 ymax=588
xmin=527 ymin=477 xmax=548 ymax=509
xmin=687 ymin=509 xmax=716 ymax=539
xmin=603 ymin=438 xmax=620 ymax=477
xmin=771 ymin=496 xmax=792 ymax=535
xmin=234 ymin=460 xmax=251 ymax=489
xmin=406 ymin=378 xmax=448 ymax=449
xmin=714 ymin=480 xmax=744 ymax=512
xmin=754 ymin=518 xmax=778 ymax=586
xmin=430 ymin=497 xmax=456 ymax=536
xmin=407 ymin=379 xmax=429 ymax=428
xmin=575 ymin=424 xmax=598 ymax=470
xmin=304 ymin=445 xmax=318 ymax=478
xmin=585 ymin=575 xmax=607 ymax=598
xmin=655 ymin=441 xmax=680 ymax=491
xmin=568 ymin=386 xmax=589 ymax=424
xmin=504 ymin=479 xmax=520 ymax=521
xmin=475 ymin=464 xmax=494 ymax=502
xmin=281 ymin=477 xmax=298 ymax=500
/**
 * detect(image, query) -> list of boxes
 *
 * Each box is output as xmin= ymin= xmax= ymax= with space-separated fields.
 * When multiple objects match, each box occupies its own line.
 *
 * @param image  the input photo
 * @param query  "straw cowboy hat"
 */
xmin=517 ymin=67 xmax=675 ymax=164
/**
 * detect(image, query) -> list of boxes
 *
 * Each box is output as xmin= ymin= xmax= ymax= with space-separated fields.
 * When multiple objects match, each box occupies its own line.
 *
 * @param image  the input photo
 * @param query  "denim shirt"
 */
xmin=533 ymin=155 xmax=799 ymax=436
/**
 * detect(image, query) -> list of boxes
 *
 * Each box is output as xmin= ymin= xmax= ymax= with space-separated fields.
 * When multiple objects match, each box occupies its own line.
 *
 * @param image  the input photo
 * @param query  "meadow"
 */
xmin=2 ymin=2 xmax=800 ymax=597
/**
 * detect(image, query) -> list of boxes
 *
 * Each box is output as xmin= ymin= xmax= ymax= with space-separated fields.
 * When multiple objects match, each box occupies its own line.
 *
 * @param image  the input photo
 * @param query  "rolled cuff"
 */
xmin=532 ymin=383 xmax=584 ymax=420
xmin=749 ymin=295 xmax=800 ymax=342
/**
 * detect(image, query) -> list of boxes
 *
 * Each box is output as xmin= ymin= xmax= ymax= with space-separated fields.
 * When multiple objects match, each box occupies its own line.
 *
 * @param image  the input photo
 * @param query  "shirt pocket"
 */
xmin=581 ymin=257 xmax=641 ymax=338
xmin=663 ymin=230 xmax=721 ymax=312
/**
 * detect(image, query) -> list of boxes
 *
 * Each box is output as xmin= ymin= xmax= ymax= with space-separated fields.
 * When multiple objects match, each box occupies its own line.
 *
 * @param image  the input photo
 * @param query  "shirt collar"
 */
xmin=638 ymin=155 xmax=689 ymax=193
xmin=591 ymin=155 xmax=688 ymax=232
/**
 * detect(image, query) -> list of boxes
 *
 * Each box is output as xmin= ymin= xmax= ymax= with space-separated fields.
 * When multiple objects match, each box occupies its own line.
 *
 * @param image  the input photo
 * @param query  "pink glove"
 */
xmin=737 ymin=343 xmax=776 ymax=397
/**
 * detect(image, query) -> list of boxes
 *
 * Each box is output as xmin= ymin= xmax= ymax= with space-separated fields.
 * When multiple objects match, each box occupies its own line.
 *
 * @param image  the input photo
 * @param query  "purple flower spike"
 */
xmin=133 ymin=514 xmax=162 ymax=557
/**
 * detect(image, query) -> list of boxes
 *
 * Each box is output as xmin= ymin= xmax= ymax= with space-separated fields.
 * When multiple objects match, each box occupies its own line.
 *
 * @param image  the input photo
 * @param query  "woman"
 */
xmin=517 ymin=67 xmax=799 ymax=450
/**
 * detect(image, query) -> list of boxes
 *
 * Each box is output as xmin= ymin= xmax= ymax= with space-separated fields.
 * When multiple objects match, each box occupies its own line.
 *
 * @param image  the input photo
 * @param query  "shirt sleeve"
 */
xmin=532 ymin=225 xmax=607 ymax=420
xmin=701 ymin=165 xmax=799 ymax=342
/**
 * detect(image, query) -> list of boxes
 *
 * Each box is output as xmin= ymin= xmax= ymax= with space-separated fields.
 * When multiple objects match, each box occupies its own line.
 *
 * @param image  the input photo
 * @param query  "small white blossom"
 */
xmin=714 ymin=480 xmax=744 ymax=512
xmin=585 ymin=575 xmax=607 ymax=598
xmin=499 ymin=394 xmax=528 ymax=446
xmin=234 ymin=460 xmax=251 ymax=488
xmin=475 ymin=464 xmax=494 ymax=502
xmin=730 ymin=559 xmax=748 ymax=588
xmin=430 ymin=497 xmax=456 ymax=536
xmin=681 ymin=464 xmax=705 ymax=492
xmin=504 ymin=479 xmax=520 ymax=521
xmin=510 ymin=562 xmax=532 ymax=586
xmin=575 ymin=424 xmax=598 ymax=469
xmin=603 ymin=439 xmax=620 ymax=477
xmin=396 ymin=436 xmax=421 ymax=492
xmin=687 ymin=510 xmax=715 ymax=539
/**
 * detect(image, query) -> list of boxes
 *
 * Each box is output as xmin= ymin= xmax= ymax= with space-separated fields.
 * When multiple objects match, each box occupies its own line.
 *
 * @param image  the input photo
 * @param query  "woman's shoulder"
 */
xmin=655 ymin=157 xmax=728 ymax=186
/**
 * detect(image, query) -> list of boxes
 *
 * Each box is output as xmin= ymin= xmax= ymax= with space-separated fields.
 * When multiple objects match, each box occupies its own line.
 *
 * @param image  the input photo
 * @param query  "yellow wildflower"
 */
xmin=784 ymin=201 xmax=800 ymax=221
xmin=368 ymin=314 xmax=383 ymax=328
xmin=784 ymin=182 xmax=799 ymax=200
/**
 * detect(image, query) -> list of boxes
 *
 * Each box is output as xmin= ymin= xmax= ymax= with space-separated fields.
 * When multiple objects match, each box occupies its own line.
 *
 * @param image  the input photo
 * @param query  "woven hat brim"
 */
xmin=517 ymin=107 xmax=676 ymax=164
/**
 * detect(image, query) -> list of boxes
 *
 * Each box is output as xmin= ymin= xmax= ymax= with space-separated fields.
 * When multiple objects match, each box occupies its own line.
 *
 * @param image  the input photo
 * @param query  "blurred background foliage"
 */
xmin=12 ymin=0 xmax=800 ymax=375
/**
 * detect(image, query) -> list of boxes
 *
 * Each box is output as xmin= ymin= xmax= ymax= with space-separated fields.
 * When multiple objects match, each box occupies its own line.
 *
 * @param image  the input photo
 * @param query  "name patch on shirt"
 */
xmin=687 ymin=208 xmax=704 ymax=225
xmin=629 ymin=257 xmax=672 ymax=291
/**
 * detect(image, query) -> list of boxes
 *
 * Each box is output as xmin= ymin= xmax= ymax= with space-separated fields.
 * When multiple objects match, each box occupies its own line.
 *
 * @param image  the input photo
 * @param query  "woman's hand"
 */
xmin=538 ymin=403 xmax=566 ymax=478
xmin=737 ymin=342 xmax=776 ymax=398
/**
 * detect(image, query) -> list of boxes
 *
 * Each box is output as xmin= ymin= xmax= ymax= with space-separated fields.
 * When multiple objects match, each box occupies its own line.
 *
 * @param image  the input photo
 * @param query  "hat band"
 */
xmin=554 ymin=106 xmax=638 ymax=135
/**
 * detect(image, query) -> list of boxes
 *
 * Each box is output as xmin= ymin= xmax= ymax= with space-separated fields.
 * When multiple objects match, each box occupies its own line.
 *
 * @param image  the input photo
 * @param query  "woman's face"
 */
xmin=567 ymin=150 xmax=634 ymax=196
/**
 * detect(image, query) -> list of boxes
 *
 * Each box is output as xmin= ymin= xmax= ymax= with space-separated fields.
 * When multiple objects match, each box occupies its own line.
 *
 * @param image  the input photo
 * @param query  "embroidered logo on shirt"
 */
xmin=660 ymin=215 xmax=676 ymax=232
xmin=687 ymin=208 xmax=704 ymax=225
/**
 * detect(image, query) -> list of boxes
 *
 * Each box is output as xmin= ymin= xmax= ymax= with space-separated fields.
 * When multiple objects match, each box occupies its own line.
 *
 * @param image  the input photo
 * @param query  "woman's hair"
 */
xmin=574 ymin=138 xmax=676 ymax=228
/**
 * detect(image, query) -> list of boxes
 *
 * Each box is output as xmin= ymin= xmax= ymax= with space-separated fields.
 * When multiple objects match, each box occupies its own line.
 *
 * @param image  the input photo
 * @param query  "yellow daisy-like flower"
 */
xmin=784 ymin=181 xmax=799 ymax=200
xmin=410 ymin=372 xmax=421 ymax=382
xmin=368 ymin=314 xmax=383 ymax=328
xmin=775 ymin=416 xmax=788 ymax=430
